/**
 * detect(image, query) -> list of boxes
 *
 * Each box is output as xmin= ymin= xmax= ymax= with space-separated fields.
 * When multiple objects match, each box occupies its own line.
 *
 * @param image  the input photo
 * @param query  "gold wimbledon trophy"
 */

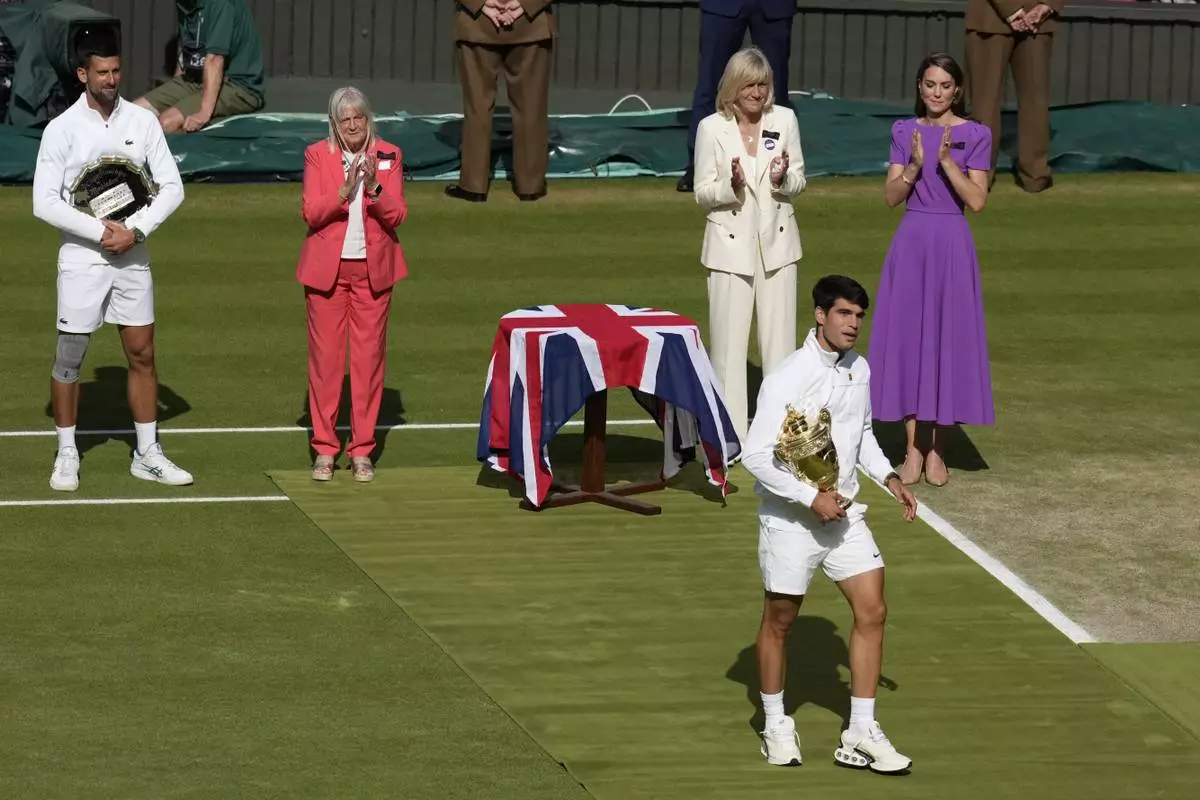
xmin=773 ymin=405 xmax=852 ymax=509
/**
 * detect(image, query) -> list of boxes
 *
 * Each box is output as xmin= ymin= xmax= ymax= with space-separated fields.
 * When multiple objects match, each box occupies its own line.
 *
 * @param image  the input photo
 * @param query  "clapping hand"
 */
xmin=339 ymin=153 xmax=363 ymax=202
xmin=730 ymin=156 xmax=746 ymax=192
xmin=361 ymin=153 xmax=380 ymax=194
xmin=909 ymin=128 xmax=924 ymax=170
xmin=937 ymin=124 xmax=953 ymax=167
xmin=769 ymin=150 xmax=789 ymax=188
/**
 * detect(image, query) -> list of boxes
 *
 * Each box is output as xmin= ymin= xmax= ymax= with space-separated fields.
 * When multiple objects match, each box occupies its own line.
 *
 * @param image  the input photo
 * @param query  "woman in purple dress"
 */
xmin=867 ymin=52 xmax=994 ymax=487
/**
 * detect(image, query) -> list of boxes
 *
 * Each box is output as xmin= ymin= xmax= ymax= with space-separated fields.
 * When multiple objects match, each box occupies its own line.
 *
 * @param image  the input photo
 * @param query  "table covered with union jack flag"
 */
xmin=476 ymin=303 xmax=742 ymax=513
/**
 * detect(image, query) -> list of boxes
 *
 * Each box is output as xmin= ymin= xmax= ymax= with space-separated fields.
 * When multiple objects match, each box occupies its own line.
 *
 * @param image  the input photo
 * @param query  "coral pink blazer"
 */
xmin=296 ymin=138 xmax=408 ymax=293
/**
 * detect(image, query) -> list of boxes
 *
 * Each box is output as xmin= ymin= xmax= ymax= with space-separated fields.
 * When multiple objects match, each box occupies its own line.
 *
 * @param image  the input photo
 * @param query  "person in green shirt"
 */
xmin=134 ymin=0 xmax=265 ymax=133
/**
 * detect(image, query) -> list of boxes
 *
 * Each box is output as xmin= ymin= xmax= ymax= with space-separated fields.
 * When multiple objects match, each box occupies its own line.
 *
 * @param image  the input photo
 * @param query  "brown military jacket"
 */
xmin=455 ymin=0 xmax=557 ymax=45
xmin=965 ymin=0 xmax=1067 ymax=35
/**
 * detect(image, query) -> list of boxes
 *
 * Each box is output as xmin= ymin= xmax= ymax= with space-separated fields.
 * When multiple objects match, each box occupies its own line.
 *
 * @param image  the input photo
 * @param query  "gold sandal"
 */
xmin=311 ymin=455 xmax=335 ymax=482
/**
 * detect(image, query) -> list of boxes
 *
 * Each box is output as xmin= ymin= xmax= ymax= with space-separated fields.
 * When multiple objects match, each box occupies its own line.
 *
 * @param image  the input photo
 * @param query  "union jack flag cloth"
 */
xmin=476 ymin=303 xmax=742 ymax=508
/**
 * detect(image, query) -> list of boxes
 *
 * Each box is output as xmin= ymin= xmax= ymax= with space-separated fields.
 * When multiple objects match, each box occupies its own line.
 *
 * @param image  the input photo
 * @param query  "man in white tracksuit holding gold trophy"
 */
xmin=740 ymin=274 xmax=918 ymax=775
xmin=33 ymin=26 xmax=192 ymax=491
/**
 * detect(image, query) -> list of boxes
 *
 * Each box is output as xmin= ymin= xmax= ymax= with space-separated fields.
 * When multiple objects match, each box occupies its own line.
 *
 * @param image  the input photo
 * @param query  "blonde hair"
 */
xmin=326 ymin=86 xmax=377 ymax=153
xmin=714 ymin=48 xmax=775 ymax=120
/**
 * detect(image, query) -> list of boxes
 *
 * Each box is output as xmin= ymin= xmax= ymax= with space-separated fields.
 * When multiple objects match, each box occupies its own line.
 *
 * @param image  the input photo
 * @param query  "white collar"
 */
xmin=804 ymin=328 xmax=848 ymax=367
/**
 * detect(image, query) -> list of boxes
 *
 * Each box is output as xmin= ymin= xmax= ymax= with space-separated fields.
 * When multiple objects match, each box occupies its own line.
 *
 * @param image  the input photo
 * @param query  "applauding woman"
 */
xmin=297 ymin=87 xmax=408 ymax=482
xmin=868 ymin=52 xmax=994 ymax=487
xmin=693 ymin=47 xmax=807 ymax=442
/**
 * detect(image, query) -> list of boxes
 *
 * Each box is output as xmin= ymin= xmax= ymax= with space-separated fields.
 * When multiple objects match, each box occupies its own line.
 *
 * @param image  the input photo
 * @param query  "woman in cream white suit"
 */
xmin=694 ymin=47 xmax=806 ymax=442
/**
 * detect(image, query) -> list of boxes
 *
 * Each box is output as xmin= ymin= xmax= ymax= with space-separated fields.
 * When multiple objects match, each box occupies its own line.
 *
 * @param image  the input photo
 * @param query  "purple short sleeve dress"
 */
xmin=866 ymin=118 xmax=996 ymax=427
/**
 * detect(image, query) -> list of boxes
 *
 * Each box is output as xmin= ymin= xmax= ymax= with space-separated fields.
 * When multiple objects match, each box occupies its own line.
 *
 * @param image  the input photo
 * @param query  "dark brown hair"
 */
xmin=913 ymin=52 xmax=968 ymax=118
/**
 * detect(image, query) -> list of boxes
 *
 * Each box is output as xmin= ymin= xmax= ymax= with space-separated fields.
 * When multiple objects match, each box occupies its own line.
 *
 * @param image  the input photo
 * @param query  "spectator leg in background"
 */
xmin=965 ymin=30 xmax=1015 ymax=188
xmin=747 ymin=7 xmax=794 ymax=111
xmin=682 ymin=8 xmax=751 ymax=188
xmin=502 ymin=40 xmax=552 ymax=199
xmin=457 ymin=43 xmax=504 ymax=196
xmin=1011 ymin=33 xmax=1054 ymax=193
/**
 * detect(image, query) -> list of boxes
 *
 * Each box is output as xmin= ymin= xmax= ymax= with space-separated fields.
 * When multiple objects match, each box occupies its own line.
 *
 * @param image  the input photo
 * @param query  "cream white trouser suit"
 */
xmin=707 ymin=252 xmax=797 ymax=442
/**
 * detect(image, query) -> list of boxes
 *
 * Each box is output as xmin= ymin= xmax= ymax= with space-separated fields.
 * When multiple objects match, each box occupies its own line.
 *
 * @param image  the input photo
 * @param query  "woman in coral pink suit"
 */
xmin=296 ymin=87 xmax=408 ymax=482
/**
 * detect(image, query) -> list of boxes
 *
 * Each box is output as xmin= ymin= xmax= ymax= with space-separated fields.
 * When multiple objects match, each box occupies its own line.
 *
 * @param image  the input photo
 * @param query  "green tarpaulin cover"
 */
xmin=0 ymin=95 xmax=1196 ymax=183
xmin=0 ymin=0 xmax=119 ymax=128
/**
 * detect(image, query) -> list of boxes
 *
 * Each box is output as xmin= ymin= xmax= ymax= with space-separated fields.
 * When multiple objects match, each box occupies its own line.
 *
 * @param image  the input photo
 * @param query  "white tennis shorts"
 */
xmin=758 ymin=517 xmax=884 ymax=596
xmin=56 ymin=262 xmax=154 ymax=334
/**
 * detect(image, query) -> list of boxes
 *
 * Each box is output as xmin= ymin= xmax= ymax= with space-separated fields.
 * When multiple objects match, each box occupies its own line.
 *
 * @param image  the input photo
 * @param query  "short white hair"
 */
xmin=326 ymin=85 xmax=377 ymax=153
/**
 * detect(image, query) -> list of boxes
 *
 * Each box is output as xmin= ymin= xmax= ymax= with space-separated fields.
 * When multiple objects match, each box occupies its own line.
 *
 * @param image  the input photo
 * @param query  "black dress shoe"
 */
xmin=444 ymin=185 xmax=487 ymax=202
xmin=676 ymin=173 xmax=693 ymax=193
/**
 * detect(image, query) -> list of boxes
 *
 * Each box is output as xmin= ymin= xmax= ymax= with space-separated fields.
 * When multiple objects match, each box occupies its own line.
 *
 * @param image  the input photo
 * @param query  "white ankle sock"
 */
xmin=761 ymin=691 xmax=786 ymax=728
xmin=135 ymin=421 xmax=156 ymax=454
xmin=849 ymin=696 xmax=875 ymax=731
xmin=56 ymin=425 xmax=76 ymax=451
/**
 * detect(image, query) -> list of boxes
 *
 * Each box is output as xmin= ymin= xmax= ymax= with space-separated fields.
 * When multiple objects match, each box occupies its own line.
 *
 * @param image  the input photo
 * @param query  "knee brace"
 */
xmin=52 ymin=332 xmax=90 ymax=383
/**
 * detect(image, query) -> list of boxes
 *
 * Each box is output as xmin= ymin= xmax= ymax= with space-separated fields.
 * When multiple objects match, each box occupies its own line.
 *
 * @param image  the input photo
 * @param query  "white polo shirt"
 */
xmin=32 ymin=93 xmax=184 ymax=267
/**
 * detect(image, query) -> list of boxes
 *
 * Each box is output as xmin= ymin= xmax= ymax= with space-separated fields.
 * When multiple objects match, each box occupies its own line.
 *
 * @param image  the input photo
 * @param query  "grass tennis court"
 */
xmin=1 ymin=176 xmax=1198 ymax=796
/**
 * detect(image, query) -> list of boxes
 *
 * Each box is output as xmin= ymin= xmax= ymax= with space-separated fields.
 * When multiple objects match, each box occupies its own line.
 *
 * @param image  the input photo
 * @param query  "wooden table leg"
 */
xmin=519 ymin=389 xmax=666 ymax=515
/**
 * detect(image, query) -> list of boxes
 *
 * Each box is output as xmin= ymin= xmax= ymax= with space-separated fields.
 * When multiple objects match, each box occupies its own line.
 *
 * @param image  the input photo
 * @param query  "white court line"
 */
xmin=0 ymin=416 xmax=1096 ymax=644
xmin=0 ymin=419 xmax=658 ymax=438
xmin=0 ymin=495 xmax=290 ymax=508
xmin=860 ymin=469 xmax=1096 ymax=645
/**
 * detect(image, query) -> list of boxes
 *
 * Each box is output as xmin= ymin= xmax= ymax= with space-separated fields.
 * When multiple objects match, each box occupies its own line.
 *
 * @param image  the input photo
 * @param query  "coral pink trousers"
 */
xmin=305 ymin=258 xmax=392 ymax=457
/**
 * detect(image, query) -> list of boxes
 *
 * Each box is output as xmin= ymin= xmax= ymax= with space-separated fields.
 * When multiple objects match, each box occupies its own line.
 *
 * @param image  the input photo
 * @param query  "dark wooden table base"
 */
xmin=518 ymin=389 xmax=666 ymax=516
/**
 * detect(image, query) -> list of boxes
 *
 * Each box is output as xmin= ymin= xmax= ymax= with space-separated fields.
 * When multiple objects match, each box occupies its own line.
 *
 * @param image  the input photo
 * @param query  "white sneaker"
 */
xmin=50 ymin=446 xmax=80 ymax=491
xmin=130 ymin=442 xmax=194 ymax=486
xmin=759 ymin=716 xmax=802 ymax=766
xmin=834 ymin=721 xmax=912 ymax=773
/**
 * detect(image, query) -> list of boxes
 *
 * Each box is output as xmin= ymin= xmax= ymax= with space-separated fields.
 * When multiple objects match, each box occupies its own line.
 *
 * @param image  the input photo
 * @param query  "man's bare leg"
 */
xmin=755 ymin=591 xmax=804 ymax=765
xmin=834 ymin=567 xmax=911 ymax=772
xmin=119 ymin=323 xmax=157 ymax=427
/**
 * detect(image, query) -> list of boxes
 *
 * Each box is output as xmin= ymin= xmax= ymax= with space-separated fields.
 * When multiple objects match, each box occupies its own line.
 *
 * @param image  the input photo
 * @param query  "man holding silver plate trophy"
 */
xmin=740 ymin=275 xmax=917 ymax=774
xmin=32 ymin=27 xmax=192 ymax=492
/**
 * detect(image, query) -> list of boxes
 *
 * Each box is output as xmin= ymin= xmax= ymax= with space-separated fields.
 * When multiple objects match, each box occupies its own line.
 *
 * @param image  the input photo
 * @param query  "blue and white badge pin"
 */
xmin=763 ymin=138 xmax=777 ymax=151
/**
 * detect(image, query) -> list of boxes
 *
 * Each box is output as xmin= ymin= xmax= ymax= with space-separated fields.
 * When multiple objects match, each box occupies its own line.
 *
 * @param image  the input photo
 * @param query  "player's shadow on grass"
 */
xmin=42 ymin=366 xmax=192 ymax=456
xmin=475 ymin=431 xmax=740 ymax=504
xmin=294 ymin=377 xmax=406 ymax=466
xmin=871 ymin=422 xmax=990 ymax=472
xmin=726 ymin=616 xmax=899 ymax=733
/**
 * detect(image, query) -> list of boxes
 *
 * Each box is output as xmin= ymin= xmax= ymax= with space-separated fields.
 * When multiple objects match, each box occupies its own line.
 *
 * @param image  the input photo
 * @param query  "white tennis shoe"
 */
xmin=50 ymin=446 xmax=80 ymax=491
xmin=130 ymin=443 xmax=194 ymax=486
xmin=834 ymin=721 xmax=911 ymax=773
xmin=759 ymin=716 xmax=802 ymax=766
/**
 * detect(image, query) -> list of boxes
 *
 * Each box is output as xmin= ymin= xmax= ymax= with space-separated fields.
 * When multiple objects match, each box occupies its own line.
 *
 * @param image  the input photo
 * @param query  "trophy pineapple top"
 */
xmin=776 ymin=405 xmax=835 ymax=460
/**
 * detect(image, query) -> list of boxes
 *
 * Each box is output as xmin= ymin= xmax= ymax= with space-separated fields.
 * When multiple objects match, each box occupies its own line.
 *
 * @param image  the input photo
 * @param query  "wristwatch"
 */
xmin=133 ymin=227 xmax=146 ymax=244
xmin=883 ymin=471 xmax=901 ymax=486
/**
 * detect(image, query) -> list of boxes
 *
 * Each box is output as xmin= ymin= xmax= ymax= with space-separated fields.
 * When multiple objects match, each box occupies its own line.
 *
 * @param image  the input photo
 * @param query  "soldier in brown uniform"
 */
xmin=446 ymin=0 xmax=557 ymax=203
xmin=964 ymin=0 xmax=1064 ymax=193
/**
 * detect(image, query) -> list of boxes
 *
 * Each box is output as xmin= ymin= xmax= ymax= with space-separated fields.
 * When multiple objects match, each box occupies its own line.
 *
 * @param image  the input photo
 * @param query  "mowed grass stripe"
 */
xmin=0 ymin=501 xmax=592 ymax=800
xmin=272 ymin=465 xmax=1200 ymax=800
